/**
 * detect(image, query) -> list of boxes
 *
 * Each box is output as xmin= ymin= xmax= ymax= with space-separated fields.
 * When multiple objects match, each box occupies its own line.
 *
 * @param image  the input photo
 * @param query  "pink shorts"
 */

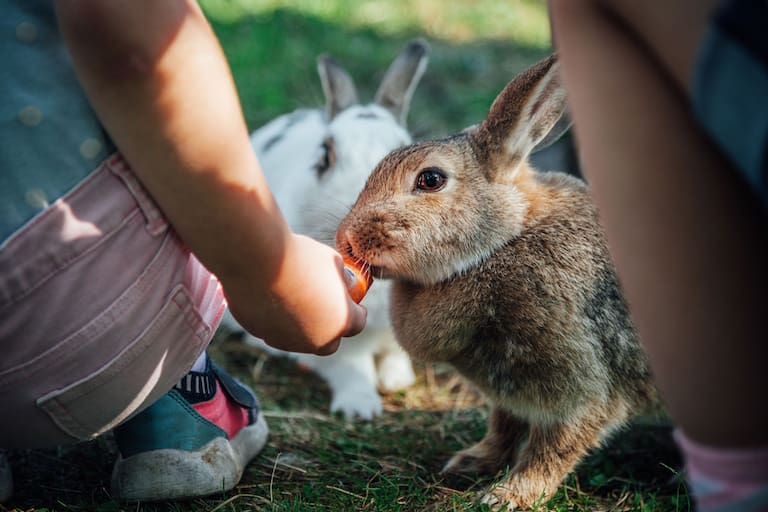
xmin=0 ymin=155 xmax=226 ymax=448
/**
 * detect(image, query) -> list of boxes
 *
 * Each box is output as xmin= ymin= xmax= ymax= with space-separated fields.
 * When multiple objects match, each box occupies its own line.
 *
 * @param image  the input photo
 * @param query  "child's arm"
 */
xmin=54 ymin=0 xmax=366 ymax=354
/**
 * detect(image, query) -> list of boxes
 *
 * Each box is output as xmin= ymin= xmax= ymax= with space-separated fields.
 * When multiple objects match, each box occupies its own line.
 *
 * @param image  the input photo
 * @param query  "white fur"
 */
xmin=219 ymin=45 xmax=430 ymax=418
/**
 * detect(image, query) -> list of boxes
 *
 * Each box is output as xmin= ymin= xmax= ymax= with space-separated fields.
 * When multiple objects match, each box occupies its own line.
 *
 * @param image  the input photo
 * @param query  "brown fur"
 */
xmin=336 ymin=55 xmax=659 ymax=510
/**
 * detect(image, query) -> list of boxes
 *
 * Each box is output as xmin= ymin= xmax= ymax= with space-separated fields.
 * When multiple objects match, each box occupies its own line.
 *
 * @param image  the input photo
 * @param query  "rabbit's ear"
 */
xmin=374 ymin=38 xmax=430 ymax=126
xmin=318 ymin=55 xmax=359 ymax=121
xmin=473 ymin=55 xmax=567 ymax=179
xmin=531 ymin=110 xmax=572 ymax=154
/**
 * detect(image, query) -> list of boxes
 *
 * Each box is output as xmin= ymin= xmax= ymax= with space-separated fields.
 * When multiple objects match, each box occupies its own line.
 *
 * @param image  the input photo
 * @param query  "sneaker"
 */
xmin=0 ymin=450 xmax=12 ymax=502
xmin=111 ymin=359 xmax=268 ymax=502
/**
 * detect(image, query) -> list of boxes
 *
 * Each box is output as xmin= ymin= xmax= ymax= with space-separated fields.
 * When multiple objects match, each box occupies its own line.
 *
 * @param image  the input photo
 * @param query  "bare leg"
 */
xmin=548 ymin=0 xmax=768 ymax=447
xmin=586 ymin=0 xmax=717 ymax=94
xmin=443 ymin=407 xmax=529 ymax=475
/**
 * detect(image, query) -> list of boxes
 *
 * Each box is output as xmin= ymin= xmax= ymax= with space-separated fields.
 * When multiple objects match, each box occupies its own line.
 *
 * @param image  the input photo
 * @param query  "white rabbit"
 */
xmin=220 ymin=39 xmax=430 ymax=420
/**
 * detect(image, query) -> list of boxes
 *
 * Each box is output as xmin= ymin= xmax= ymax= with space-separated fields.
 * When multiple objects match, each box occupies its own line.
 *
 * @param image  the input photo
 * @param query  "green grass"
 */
xmin=199 ymin=0 xmax=552 ymax=138
xmin=4 ymin=336 xmax=688 ymax=512
xmin=200 ymin=0 xmax=550 ymax=46
xmin=2 ymin=2 xmax=690 ymax=511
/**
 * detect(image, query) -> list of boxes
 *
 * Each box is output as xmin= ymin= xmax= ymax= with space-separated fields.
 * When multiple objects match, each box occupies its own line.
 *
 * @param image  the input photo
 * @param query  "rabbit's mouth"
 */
xmin=337 ymin=240 xmax=394 ymax=279
xmin=350 ymin=259 xmax=391 ymax=280
xmin=368 ymin=264 xmax=394 ymax=280
xmin=353 ymin=253 xmax=393 ymax=279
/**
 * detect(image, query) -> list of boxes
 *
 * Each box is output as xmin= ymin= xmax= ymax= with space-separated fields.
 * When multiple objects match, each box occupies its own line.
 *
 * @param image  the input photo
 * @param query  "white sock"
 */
xmin=189 ymin=351 xmax=208 ymax=373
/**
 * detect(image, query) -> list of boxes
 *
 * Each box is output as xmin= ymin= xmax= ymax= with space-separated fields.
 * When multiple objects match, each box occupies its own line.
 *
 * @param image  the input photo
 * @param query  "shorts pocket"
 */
xmin=36 ymin=285 xmax=209 ymax=441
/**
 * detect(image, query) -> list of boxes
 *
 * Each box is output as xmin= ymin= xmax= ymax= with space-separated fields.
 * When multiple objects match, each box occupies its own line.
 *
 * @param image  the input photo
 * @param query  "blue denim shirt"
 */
xmin=0 ymin=1 xmax=115 ymax=242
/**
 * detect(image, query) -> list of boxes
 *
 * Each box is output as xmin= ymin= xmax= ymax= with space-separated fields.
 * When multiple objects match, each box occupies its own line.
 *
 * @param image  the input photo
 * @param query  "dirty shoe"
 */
xmin=111 ymin=360 xmax=268 ymax=502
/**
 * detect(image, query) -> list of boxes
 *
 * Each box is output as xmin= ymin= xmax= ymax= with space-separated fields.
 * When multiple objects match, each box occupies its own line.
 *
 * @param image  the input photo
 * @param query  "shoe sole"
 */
xmin=111 ymin=414 xmax=268 ymax=502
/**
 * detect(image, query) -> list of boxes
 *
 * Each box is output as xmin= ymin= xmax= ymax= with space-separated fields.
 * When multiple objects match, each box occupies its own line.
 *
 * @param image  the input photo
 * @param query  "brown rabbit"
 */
xmin=335 ymin=55 xmax=660 ymax=510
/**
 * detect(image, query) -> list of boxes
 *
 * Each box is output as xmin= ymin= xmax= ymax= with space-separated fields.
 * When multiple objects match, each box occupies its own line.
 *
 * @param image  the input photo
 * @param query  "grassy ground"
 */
xmin=3 ymin=334 xmax=688 ymax=512
xmin=3 ymin=2 xmax=691 ymax=511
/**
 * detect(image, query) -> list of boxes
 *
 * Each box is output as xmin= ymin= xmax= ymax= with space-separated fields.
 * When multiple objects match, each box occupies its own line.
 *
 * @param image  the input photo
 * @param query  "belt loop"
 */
xmin=107 ymin=154 xmax=169 ymax=236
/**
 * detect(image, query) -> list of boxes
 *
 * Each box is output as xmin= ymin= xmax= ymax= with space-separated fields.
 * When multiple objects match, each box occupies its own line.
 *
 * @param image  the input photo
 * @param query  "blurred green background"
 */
xmin=199 ymin=0 xmax=553 ymax=140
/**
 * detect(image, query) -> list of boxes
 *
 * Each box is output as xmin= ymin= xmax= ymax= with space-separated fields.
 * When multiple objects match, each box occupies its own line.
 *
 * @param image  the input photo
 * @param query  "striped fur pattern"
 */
xmin=336 ymin=55 xmax=660 ymax=509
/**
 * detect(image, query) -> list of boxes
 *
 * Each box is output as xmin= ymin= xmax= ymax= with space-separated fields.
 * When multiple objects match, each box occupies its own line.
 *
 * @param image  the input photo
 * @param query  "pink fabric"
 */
xmin=192 ymin=381 xmax=250 ymax=439
xmin=0 ymin=154 xmax=226 ymax=447
xmin=675 ymin=429 xmax=768 ymax=510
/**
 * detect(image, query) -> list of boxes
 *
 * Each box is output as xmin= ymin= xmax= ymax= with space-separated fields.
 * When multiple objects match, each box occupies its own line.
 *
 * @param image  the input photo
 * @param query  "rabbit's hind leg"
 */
xmin=479 ymin=411 xmax=608 ymax=510
xmin=442 ymin=407 xmax=529 ymax=475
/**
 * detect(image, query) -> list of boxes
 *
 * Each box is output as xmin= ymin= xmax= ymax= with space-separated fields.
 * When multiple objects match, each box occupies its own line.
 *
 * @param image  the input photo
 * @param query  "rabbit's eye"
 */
xmin=415 ymin=167 xmax=447 ymax=192
xmin=315 ymin=137 xmax=336 ymax=178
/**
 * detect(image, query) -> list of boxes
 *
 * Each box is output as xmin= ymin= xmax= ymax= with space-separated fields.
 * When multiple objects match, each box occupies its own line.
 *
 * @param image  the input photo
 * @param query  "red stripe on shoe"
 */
xmin=192 ymin=380 xmax=250 ymax=439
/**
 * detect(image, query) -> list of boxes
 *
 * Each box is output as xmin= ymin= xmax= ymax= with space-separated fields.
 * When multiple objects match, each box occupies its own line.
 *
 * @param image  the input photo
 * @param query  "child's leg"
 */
xmin=549 ymin=0 xmax=768 ymax=451
xmin=549 ymin=0 xmax=768 ymax=508
xmin=586 ymin=0 xmax=768 ymax=203
xmin=0 ymin=155 xmax=267 ymax=501
xmin=0 ymin=155 xmax=222 ymax=447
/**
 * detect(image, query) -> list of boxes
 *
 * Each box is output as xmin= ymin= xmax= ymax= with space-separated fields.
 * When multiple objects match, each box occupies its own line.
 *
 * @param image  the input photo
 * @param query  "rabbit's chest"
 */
xmin=389 ymin=277 xmax=491 ymax=362
xmin=388 ymin=259 xmax=535 ymax=358
xmin=389 ymin=238 xmax=599 ymax=389
xmin=389 ymin=274 xmax=587 ymax=418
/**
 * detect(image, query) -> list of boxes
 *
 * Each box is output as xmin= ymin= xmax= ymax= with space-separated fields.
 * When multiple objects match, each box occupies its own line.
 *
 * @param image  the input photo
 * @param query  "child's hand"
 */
xmin=225 ymin=234 xmax=367 ymax=355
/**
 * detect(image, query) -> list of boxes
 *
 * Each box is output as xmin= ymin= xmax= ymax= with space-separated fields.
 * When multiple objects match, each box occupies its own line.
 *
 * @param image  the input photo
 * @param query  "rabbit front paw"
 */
xmin=479 ymin=490 xmax=518 ymax=511
xmin=442 ymin=447 xmax=501 ymax=475
xmin=376 ymin=349 xmax=416 ymax=391
xmin=478 ymin=476 xmax=551 ymax=512
xmin=441 ymin=411 xmax=526 ymax=476
xmin=329 ymin=387 xmax=384 ymax=420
